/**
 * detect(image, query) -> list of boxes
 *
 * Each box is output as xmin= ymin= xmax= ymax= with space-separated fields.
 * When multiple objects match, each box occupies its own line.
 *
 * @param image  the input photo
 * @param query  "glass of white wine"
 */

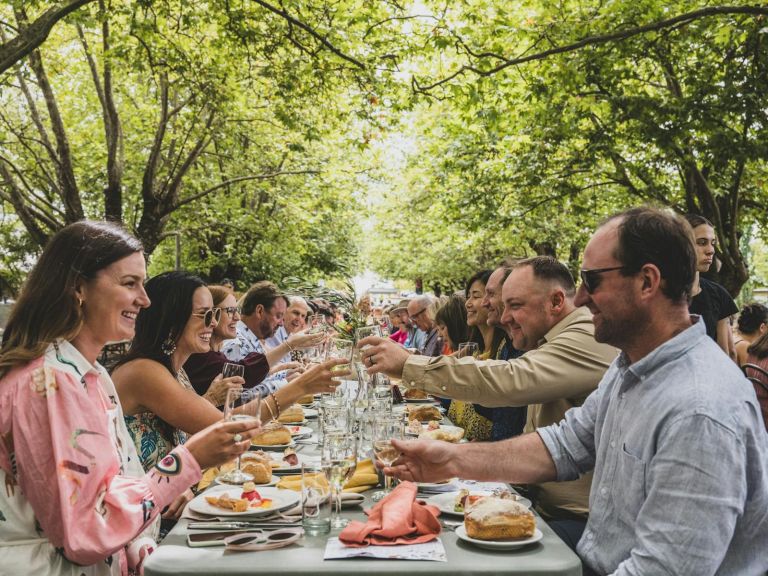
xmin=321 ymin=431 xmax=358 ymax=529
xmin=371 ymin=416 xmax=403 ymax=502
xmin=457 ymin=342 xmax=479 ymax=358
xmin=217 ymin=386 xmax=261 ymax=485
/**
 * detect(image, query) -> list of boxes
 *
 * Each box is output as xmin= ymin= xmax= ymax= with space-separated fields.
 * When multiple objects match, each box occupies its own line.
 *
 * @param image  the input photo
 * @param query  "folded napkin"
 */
xmin=275 ymin=459 xmax=379 ymax=493
xmin=338 ymin=481 xmax=441 ymax=547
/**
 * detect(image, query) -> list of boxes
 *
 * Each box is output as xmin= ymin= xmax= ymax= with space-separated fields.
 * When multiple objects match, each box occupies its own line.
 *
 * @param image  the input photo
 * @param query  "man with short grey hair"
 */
xmin=406 ymin=295 xmax=443 ymax=357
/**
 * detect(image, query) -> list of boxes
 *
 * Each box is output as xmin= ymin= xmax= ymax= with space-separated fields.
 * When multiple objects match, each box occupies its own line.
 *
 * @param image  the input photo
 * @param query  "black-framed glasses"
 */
xmin=409 ymin=308 xmax=427 ymax=320
xmin=579 ymin=266 xmax=628 ymax=294
xmin=223 ymin=306 xmax=242 ymax=316
xmin=191 ymin=307 xmax=222 ymax=327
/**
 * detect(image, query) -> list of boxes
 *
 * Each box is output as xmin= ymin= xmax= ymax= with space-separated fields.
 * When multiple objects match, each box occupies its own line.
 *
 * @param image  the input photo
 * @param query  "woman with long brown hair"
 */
xmin=0 ymin=221 xmax=257 ymax=576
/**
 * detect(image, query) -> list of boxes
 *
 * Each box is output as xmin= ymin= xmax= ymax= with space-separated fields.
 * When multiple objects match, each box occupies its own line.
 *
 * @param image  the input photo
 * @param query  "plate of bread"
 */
xmin=250 ymin=421 xmax=295 ymax=449
xmin=405 ymin=404 xmax=444 ymax=423
xmin=276 ymin=405 xmax=306 ymax=425
xmin=242 ymin=448 xmax=302 ymax=475
xmin=428 ymin=489 xmax=532 ymax=517
xmin=190 ymin=485 xmax=300 ymax=517
xmin=287 ymin=425 xmax=313 ymax=439
xmin=402 ymin=388 xmax=435 ymax=403
xmin=455 ymin=493 xmax=541 ymax=549
xmin=406 ymin=420 xmax=465 ymax=442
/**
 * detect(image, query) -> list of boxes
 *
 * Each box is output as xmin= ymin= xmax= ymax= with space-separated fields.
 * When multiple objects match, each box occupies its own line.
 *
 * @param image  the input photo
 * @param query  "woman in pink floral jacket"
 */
xmin=0 ymin=221 xmax=260 ymax=575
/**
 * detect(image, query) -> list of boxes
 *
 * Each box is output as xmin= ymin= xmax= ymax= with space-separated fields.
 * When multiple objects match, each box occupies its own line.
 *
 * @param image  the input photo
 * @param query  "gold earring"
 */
xmin=78 ymin=297 xmax=84 ymax=307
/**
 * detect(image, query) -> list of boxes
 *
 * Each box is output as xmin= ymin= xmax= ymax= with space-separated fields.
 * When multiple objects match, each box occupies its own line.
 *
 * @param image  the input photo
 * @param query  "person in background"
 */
xmin=0 ymin=221 xmax=257 ymax=575
xmin=406 ymin=295 xmax=443 ymax=357
xmin=464 ymin=270 xmax=507 ymax=359
xmin=265 ymin=295 xmax=311 ymax=364
xmin=184 ymin=285 xmax=269 ymax=405
xmin=434 ymin=293 xmax=469 ymax=356
xmin=223 ymin=282 xmax=323 ymax=392
xmin=684 ymin=214 xmax=738 ymax=360
xmin=734 ymin=302 xmax=768 ymax=366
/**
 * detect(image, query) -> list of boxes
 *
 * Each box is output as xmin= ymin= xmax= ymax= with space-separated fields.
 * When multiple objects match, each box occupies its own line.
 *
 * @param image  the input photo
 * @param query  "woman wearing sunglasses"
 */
xmin=0 ymin=224 xmax=259 ymax=576
xmin=184 ymin=285 xmax=270 ymax=405
xmin=113 ymin=272 xmax=347 ymax=475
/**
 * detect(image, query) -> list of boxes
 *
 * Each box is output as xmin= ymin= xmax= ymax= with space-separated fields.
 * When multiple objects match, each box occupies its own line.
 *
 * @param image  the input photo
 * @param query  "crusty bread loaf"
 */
xmin=277 ymin=404 xmax=304 ymax=424
xmin=464 ymin=497 xmax=536 ymax=540
xmin=297 ymin=394 xmax=315 ymax=405
xmin=251 ymin=421 xmax=292 ymax=445
xmin=407 ymin=404 xmax=442 ymax=422
xmin=239 ymin=451 xmax=274 ymax=483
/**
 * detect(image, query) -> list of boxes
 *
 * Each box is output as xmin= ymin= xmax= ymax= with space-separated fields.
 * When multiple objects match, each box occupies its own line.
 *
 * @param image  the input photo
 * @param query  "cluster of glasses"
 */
xmin=314 ymin=324 xmax=405 ymax=516
xmin=298 ymin=315 xmax=341 ymax=364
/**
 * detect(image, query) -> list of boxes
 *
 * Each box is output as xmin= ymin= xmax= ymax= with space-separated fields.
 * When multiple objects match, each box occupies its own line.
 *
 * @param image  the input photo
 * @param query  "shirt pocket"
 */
xmin=612 ymin=444 xmax=646 ymax=527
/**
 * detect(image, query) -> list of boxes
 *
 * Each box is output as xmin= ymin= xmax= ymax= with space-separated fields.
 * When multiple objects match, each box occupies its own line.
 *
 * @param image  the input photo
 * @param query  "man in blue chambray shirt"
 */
xmin=385 ymin=207 xmax=768 ymax=576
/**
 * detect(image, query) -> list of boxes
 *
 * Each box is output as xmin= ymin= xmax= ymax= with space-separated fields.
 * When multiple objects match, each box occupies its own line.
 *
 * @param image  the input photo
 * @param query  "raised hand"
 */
xmin=298 ymin=357 xmax=351 ymax=395
xmin=203 ymin=374 xmax=244 ymax=406
xmin=183 ymin=418 xmax=261 ymax=470
xmin=383 ymin=438 xmax=457 ymax=483
xmin=357 ymin=336 xmax=412 ymax=378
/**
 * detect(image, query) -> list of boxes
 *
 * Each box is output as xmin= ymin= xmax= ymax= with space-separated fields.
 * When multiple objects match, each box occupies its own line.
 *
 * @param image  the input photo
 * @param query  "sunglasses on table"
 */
xmin=191 ymin=307 xmax=222 ymax=327
xmin=223 ymin=528 xmax=303 ymax=551
xmin=579 ymin=266 xmax=628 ymax=294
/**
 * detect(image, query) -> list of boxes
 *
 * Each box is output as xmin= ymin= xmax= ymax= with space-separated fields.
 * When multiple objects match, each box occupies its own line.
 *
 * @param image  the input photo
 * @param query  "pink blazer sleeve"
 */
xmin=6 ymin=361 xmax=201 ymax=566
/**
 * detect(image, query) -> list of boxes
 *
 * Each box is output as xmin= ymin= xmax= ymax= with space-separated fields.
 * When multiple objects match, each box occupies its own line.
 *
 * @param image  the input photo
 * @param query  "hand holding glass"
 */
xmin=217 ymin=387 xmax=261 ymax=485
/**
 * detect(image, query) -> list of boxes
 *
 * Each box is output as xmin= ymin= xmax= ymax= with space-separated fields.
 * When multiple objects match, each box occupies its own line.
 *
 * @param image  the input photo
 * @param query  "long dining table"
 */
xmin=143 ymin=394 xmax=582 ymax=576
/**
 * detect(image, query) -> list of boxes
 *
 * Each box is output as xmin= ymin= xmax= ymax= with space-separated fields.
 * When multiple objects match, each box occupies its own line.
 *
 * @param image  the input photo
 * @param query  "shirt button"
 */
xmin=610 ymin=440 xmax=616 ymax=448
xmin=410 ymin=381 xmax=416 ymax=387
xmin=601 ymin=487 xmax=607 ymax=496
xmin=441 ymin=385 xmax=447 ymax=391
xmin=585 ymin=530 xmax=593 ymax=540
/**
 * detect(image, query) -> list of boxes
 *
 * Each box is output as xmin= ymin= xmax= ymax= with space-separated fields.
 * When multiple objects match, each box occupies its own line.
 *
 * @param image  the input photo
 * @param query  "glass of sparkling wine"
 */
xmin=321 ymin=431 xmax=358 ymax=529
xmin=371 ymin=416 xmax=403 ymax=502
xmin=217 ymin=386 xmax=261 ymax=485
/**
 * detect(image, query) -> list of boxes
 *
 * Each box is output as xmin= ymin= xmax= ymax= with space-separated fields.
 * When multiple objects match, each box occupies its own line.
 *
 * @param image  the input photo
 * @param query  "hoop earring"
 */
xmin=161 ymin=334 xmax=177 ymax=356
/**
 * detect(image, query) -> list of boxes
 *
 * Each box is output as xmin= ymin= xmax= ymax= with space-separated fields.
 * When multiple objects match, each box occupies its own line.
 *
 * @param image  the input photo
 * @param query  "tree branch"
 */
xmin=251 ymin=0 xmax=365 ymax=69
xmin=173 ymin=170 xmax=321 ymax=210
xmin=414 ymin=6 xmax=768 ymax=92
xmin=0 ymin=0 xmax=96 ymax=74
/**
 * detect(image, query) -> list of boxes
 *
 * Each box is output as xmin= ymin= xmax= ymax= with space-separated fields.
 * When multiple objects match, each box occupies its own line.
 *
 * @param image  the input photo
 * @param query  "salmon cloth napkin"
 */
xmin=338 ymin=481 xmax=441 ymax=547
xmin=275 ymin=459 xmax=379 ymax=493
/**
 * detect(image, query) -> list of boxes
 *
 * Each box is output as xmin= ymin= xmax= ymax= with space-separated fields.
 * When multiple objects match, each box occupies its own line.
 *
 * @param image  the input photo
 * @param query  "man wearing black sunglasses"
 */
xmin=384 ymin=207 xmax=768 ymax=576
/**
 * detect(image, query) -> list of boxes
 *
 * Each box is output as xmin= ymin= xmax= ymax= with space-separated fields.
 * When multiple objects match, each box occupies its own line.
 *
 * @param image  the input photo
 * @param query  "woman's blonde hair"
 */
xmin=0 ymin=220 xmax=143 ymax=377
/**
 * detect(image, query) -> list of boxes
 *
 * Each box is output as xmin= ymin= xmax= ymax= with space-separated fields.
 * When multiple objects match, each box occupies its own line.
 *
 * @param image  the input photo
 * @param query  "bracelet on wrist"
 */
xmin=270 ymin=392 xmax=282 ymax=417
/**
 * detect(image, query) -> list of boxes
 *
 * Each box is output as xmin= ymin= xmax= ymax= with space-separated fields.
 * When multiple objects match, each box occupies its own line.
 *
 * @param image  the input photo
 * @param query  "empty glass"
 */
xmin=301 ymin=463 xmax=331 ymax=535
xmin=457 ymin=342 xmax=479 ymax=358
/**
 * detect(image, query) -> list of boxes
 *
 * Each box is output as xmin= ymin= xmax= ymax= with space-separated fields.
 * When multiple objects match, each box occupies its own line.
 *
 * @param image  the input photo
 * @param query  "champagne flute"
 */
xmin=222 ymin=362 xmax=245 ymax=380
xmin=217 ymin=387 xmax=261 ymax=484
xmin=321 ymin=431 xmax=358 ymax=529
xmin=371 ymin=416 xmax=403 ymax=501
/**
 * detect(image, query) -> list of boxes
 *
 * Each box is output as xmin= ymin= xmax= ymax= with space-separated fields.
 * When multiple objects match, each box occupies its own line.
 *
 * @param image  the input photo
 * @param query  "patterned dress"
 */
xmin=124 ymin=368 xmax=193 ymax=471
xmin=0 ymin=340 xmax=200 ymax=575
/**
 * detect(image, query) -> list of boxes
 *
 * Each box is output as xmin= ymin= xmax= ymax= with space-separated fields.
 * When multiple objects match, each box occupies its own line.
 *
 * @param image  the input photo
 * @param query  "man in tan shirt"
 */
xmin=359 ymin=256 xmax=617 ymax=522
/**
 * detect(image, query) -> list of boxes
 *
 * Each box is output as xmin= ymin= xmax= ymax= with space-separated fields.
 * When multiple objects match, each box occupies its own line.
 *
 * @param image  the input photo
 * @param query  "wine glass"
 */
xmin=371 ymin=416 xmax=403 ymax=502
xmin=217 ymin=387 xmax=261 ymax=485
xmin=222 ymin=362 xmax=245 ymax=380
xmin=457 ymin=342 xmax=479 ymax=358
xmin=379 ymin=315 xmax=393 ymax=336
xmin=321 ymin=431 xmax=358 ymax=529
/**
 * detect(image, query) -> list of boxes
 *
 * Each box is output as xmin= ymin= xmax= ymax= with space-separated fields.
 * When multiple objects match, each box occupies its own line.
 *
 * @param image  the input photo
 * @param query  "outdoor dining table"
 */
xmin=144 ymin=393 xmax=582 ymax=576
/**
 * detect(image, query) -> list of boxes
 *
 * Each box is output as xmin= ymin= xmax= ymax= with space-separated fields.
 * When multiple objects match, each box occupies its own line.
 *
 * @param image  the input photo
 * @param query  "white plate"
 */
xmin=403 ymin=396 xmax=436 ymax=403
xmin=340 ymin=492 xmax=366 ymax=508
xmin=303 ymin=408 xmax=319 ymax=419
xmin=188 ymin=485 xmax=300 ymax=517
xmin=406 ymin=424 xmax=465 ymax=439
xmin=287 ymin=425 xmax=313 ymax=437
xmin=250 ymin=442 xmax=295 ymax=450
xmin=216 ymin=474 xmax=280 ymax=487
xmin=270 ymin=455 xmax=304 ymax=474
xmin=415 ymin=479 xmax=457 ymax=493
xmin=455 ymin=526 xmax=543 ymax=550
xmin=427 ymin=491 xmax=532 ymax=516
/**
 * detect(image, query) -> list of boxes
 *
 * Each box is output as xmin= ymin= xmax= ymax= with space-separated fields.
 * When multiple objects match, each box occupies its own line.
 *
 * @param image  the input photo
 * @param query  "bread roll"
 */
xmin=297 ymin=394 xmax=315 ymax=405
xmin=277 ymin=404 xmax=304 ymax=424
xmin=464 ymin=497 xmax=536 ymax=540
xmin=420 ymin=427 xmax=464 ymax=443
xmin=240 ymin=460 xmax=272 ymax=484
xmin=251 ymin=421 xmax=292 ymax=445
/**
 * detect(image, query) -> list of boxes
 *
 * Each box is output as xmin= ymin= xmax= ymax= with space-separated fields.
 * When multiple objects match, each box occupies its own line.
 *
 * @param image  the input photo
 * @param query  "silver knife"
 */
xmin=189 ymin=521 xmax=300 ymax=530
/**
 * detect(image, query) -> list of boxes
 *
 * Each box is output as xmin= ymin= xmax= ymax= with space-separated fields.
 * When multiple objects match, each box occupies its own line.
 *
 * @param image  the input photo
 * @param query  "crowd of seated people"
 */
xmin=1 ymin=208 xmax=766 ymax=576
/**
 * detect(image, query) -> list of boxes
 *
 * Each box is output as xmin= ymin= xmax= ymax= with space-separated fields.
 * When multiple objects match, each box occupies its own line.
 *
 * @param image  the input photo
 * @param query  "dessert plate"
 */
xmin=455 ymin=526 xmax=543 ymax=550
xmin=427 ymin=491 xmax=532 ymax=516
xmin=288 ymin=425 xmax=313 ymax=438
xmin=188 ymin=485 xmax=300 ymax=517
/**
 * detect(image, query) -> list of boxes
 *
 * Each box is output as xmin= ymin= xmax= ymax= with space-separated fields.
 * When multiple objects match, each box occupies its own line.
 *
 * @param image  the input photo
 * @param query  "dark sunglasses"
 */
xmin=579 ymin=266 xmax=628 ymax=294
xmin=191 ymin=307 xmax=222 ymax=327
xmin=223 ymin=306 xmax=242 ymax=316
